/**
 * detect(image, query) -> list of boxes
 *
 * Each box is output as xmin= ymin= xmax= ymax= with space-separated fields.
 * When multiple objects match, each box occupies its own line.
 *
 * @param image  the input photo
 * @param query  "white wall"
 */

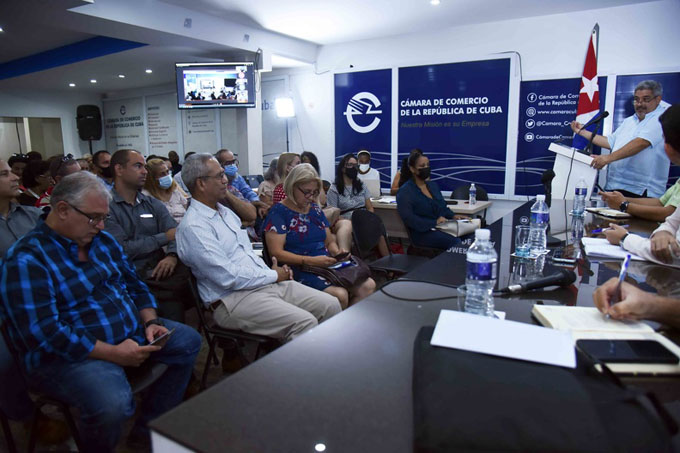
xmin=0 ymin=90 xmax=106 ymax=157
xmin=265 ymin=0 xmax=680 ymax=190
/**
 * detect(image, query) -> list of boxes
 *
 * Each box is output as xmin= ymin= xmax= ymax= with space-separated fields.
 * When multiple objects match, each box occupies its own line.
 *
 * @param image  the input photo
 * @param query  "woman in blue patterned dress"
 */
xmin=264 ymin=164 xmax=375 ymax=309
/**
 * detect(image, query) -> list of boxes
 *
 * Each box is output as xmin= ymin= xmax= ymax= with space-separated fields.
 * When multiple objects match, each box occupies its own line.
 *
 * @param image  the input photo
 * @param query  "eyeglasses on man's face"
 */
xmin=632 ymin=96 xmax=658 ymax=105
xmin=199 ymin=171 xmax=227 ymax=181
xmin=68 ymin=203 xmax=109 ymax=225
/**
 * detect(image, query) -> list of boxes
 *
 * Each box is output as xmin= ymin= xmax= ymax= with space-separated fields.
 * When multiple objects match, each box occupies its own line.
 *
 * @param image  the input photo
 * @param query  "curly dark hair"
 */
xmin=335 ymin=153 xmax=364 ymax=195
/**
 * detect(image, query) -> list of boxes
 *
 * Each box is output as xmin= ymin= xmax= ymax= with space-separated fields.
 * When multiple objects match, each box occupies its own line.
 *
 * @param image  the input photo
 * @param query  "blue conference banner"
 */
xmin=613 ymin=72 xmax=680 ymax=188
xmin=397 ymin=59 xmax=510 ymax=194
xmin=516 ymin=77 xmax=608 ymax=197
xmin=334 ymin=69 xmax=392 ymax=188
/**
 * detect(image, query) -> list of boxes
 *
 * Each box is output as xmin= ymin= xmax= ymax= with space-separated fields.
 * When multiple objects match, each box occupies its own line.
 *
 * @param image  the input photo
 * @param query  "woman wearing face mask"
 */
xmin=396 ymin=151 xmax=460 ymax=250
xmin=264 ymin=164 xmax=376 ymax=309
xmin=327 ymin=154 xmax=375 ymax=220
xmin=142 ymin=158 xmax=189 ymax=224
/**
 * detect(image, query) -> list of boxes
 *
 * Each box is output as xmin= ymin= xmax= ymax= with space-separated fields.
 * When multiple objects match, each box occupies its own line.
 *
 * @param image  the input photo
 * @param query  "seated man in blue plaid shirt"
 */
xmin=0 ymin=171 xmax=201 ymax=452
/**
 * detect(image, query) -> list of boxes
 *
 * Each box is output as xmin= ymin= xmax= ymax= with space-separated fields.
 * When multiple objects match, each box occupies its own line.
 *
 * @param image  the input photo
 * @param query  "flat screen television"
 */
xmin=175 ymin=62 xmax=256 ymax=109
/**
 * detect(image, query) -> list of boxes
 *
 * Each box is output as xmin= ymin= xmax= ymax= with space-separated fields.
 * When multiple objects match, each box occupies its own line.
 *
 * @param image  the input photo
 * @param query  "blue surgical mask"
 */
xmin=158 ymin=174 xmax=173 ymax=189
xmin=224 ymin=164 xmax=238 ymax=177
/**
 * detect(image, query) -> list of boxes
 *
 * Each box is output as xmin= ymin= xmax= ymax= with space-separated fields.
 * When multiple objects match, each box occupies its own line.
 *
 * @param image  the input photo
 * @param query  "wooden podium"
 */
xmin=548 ymin=143 xmax=597 ymax=201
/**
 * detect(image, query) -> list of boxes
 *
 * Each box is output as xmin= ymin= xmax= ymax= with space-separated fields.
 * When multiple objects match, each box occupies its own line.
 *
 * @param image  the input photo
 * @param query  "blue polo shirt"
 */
xmin=605 ymin=102 xmax=670 ymax=197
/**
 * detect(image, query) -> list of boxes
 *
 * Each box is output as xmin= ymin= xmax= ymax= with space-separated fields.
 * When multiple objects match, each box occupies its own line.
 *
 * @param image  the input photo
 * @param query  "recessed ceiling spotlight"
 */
xmin=430 ymin=0 xmax=440 ymax=5
xmin=69 ymin=83 xmax=76 ymax=87
xmin=145 ymin=69 xmax=153 ymax=74
xmin=118 ymin=74 xmax=125 ymax=78
xmin=90 ymin=79 xmax=97 ymax=83
xmin=0 ymin=26 xmax=4 ymax=32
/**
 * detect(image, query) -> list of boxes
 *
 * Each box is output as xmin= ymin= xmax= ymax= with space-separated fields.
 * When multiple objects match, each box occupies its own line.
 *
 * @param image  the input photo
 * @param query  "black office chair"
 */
xmin=451 ymin=184 xmax=489 ymax=219
xmin=351 ymin=210 xmax=429 ymax=278
xmin=244 ymin=174 xmax=264 ymax=189
xmin=1 ymin=322 xmax=167 ymax=453
xmin=187 ymin=274 xmax=279 ymax=390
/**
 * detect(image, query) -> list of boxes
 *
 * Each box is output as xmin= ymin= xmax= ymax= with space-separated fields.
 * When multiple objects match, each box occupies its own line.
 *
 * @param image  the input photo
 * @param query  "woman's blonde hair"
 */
xmin=144 ymin=158 xmax=177 ymax=199
xmin=283 ymin=163 xmax=321 ymax=200
xmin=276 ymin=152 xmax=300 ymax=180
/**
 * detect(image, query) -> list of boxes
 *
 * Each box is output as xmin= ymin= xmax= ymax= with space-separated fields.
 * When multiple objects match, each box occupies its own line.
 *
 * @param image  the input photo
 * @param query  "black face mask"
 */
xmin=100 ymin=166 xmax=114 ymax=179
xmin=345 ymin=167 xmax=358 ymax=180
xmin=417 ymin=167 xmax=431 ymax=180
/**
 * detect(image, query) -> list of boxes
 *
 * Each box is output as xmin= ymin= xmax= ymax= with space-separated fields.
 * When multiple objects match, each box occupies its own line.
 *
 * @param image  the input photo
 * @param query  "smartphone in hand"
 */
xmin=334 ymin=252 xmax=350 ymax=261
xmin=149 ymin=327 xmax=176 ymax=347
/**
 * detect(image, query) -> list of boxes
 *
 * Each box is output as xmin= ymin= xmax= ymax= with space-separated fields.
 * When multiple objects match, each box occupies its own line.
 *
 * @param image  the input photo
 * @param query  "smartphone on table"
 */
xmin=576 ymin=339 xmax=679 ymax=364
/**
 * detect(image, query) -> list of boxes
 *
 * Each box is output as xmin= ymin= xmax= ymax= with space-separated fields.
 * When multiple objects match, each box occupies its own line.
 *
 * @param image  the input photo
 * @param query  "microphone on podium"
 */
xmin=499 ymin=269 xmax=577 ymax=294
xmin=579 ymin=110 xmax=609 ymax=130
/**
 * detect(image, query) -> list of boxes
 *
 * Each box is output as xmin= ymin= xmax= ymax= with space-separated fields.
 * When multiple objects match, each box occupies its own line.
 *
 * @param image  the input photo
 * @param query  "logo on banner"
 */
xmin=344 ymin=92 xmax=382 ymax=134
xmin=120 ymin=105 xmax=126 ymax=116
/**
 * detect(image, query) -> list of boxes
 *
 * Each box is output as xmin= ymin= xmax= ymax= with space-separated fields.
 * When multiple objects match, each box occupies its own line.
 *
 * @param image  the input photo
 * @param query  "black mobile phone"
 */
xmin=576 ymin=339 xmax=679 ymax=364
xmin=149 ymin=327 xmax=176 ymax=346
xmin=334 ymin=252 xmax=350 ymax=261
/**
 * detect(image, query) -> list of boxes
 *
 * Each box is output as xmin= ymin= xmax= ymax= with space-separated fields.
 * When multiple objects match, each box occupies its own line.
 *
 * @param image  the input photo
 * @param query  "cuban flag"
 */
xmin=573 ymin=24 xmax=601 ymax=150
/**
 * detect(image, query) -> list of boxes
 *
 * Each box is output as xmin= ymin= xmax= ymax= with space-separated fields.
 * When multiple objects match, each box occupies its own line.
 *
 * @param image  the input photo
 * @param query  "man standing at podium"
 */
xmin=570 ymin=80 xmax=669 ymax=198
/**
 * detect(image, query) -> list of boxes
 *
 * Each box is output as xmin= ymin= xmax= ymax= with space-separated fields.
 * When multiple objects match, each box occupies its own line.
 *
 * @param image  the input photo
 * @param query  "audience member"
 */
xmin=8 ymin=153 xmax=28 ymax=181
xmin=272 ymin=152 xmax=301 ymax=204
xmin=215 ymin=148 xmax=268 ymax=217
xmin=36 ymin=154 xmax=81 ymax=208
xmin=0 ymin=158 xmax=42 ymax=257
xmin=594 ymin=279 xmax=680 ymax=328
xmin=301 ymin=151 xmax=321 ymax=175
xmin=77 ymin=156 xmax=92 ymax=172
xmin=328 ymin=154 xmax=389 ymax=256
xmin=177 ymin=154 xmax=341 ymax=341
xmin=0 ymin=171 xmax=201 ymax=452
xmin=357 ymin=150 xmax=382 ymax=197
xmin=173 ymin=151 xmax=195 ymax=193
xmin=17 ymin=159 xmax=51 ymax=206
xmin=105 ymin=149 xmax=190 ymax=322
xmin=390 ymin=148 xmax=422 ymax=195
xmin=571 ymin=80 xmax=669 ymax=198
xmin=168 ymin=150 xmax=182 ymax=176
xmin=397 ymin=150 xmax=460 ymax=250
xmin=257 ymin=157 xmax=280 ymax=206
xmin=143 ymin=158 xmax=189 ymax=224
xmin=265 ymin=164 xmax=375 ymax=308
xmin=604 ymin=105 xmax=680 ymax=267
xmin=93 ymin=149 xmax=114 ymax=190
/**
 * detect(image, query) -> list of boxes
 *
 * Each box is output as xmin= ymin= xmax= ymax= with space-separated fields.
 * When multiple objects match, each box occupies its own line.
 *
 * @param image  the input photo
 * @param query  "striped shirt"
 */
xmin=0 ymin=221 xmax=156 ymax=373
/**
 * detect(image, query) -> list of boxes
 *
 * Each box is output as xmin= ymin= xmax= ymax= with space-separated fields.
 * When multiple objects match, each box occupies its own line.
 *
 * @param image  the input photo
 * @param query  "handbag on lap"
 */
xmin=301 ymin=255 xmax=371 ymax=289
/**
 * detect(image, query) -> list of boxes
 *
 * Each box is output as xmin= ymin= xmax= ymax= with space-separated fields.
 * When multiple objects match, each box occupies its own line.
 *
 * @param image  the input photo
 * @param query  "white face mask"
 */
xmin=359 ymin=163 xmax=370 ymax=172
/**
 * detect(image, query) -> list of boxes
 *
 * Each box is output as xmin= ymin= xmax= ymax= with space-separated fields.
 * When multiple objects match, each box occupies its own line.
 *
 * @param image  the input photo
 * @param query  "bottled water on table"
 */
xmin=469 ymin=183 xmax=477 ymax=205
xmin=529 ymin=194 xmax=549 ymax=256
xmin=573 ymin=178 xmax=587 ymax=216
xmin=464 ymin=229 xmax=497 ymax=316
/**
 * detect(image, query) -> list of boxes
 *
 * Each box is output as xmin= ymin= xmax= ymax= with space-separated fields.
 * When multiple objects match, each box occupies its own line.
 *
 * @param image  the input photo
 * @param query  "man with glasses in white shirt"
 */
xmin=571 ymin=80 xmax=670 ymax=199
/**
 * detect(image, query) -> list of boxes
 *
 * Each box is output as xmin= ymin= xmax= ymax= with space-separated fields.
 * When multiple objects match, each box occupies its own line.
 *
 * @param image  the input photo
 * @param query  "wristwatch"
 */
xmin=166 ymin=252 xmax=178 ymax=258
xmin=619 ymin=201 xmax=629 ymax=213
xmin=145 ymin=318 xmax=164 ymax=328
xmin=619 ymin=233 xmax=629 ymax=248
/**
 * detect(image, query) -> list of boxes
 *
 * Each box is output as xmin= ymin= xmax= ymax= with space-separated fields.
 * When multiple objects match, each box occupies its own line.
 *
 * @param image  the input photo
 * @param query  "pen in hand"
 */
xmin=592 ymin=224 xmax=628 ymax=234
xmin=606 ymin=254 xmax=630 ymax=318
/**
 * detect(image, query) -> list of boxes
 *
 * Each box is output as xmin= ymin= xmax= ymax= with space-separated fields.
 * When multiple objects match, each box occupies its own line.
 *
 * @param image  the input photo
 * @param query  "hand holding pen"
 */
xmin=601 ymin=223 xmax=629 ymax=245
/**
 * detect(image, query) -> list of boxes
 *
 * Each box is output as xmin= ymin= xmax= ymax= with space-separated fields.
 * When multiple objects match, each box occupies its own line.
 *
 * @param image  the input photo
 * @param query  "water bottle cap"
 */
xmin=536 ymin=194 xmax=545 ymax=201
xmin=475 ymin=229 xmax=490 ymax=240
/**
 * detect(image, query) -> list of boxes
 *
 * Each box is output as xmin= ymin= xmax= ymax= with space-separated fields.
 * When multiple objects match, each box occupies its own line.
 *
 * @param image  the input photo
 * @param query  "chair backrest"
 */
xmin=187 ymin=273 xmax=214 ymax=330
xmin=451 ymin=184 xmax=489 ymax=201
xmin=261 ymin=237 xmax=274 ymax=267
xmin=351 ymin=210 xmax=390 ymax=258
xmin=245 ymin=175 xmax=264 ymax=188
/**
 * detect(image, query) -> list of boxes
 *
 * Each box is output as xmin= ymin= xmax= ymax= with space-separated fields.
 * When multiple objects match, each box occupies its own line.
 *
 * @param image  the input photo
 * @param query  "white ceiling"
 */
xmin=0 ymin=0 xmax=658 ymax=94
xmin=159 ymin=0 xmax=656 ymax=45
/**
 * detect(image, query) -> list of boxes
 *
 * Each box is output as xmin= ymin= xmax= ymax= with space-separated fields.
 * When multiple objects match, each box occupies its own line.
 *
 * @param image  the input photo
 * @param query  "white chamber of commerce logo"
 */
xmin=120 ymin=105 xmax=126 ymax=116
xmin=344 ymin=92 xmax=382 ymax=134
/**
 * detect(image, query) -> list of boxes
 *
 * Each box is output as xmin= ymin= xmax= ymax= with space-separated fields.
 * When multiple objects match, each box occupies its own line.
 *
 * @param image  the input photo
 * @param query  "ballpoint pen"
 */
xmin=592 ymin=224 xmax=628 ymax=234
xmin=606 ymin=254 xmax=630 ymax=318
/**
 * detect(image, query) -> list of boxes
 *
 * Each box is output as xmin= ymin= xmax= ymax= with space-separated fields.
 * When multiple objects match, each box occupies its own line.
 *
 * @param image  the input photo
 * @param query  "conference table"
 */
xmin=370 ymin=195 xmax=492 ymax=239
xmin=150 ymin=199 xmax=680 ymax=452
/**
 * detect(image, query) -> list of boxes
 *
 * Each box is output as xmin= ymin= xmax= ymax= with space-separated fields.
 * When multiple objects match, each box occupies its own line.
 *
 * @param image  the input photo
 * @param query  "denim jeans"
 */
xmin=27 ymin=319 xmax=201 ymax=453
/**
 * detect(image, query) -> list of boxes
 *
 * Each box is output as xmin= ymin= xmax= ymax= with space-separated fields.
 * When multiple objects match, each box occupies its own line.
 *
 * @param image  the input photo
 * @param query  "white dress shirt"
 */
xmin=622 ymin=207 xmax=680 ymax=269
xmin=176 ymin=198 xmax=277 ymax=305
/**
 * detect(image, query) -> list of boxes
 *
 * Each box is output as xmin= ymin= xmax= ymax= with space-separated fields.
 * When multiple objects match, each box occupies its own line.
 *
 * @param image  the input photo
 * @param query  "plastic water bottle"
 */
xmin=529 ymin=194 xmax=549 ymax=256
xmin=573 ymin=178 xmax=587 ymax=216
xmin=469 ymin=183 xmax=477 ymax=205
xmin=464 ymin=229 xmax=497 ymax=316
